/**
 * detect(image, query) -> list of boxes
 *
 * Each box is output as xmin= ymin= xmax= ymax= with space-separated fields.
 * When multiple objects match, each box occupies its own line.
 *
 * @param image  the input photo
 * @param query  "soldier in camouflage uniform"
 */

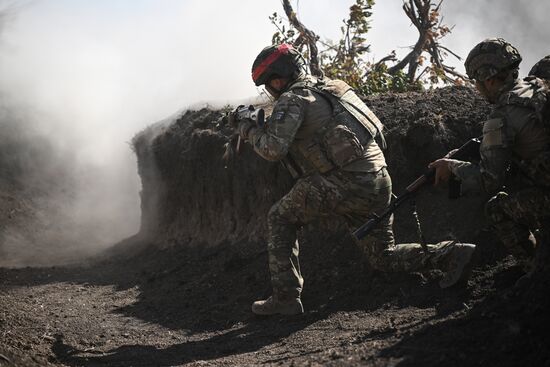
xmin=430 ymin=39 xmax=550 ymax=276
xmin=238 ymin=44 xmax=475 ymax=316
xmin=530 ymin=55 xmax=550 ymax=80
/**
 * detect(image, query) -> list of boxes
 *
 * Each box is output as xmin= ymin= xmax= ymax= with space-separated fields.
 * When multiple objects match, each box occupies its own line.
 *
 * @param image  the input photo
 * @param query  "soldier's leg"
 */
xmin=360 ymin=212 xmax=431 ymax=273
xmin=338 ymin=169 xmax=474 ymax=285
xmin=486 ymin=189 xmax=550 ymax=288
xmin=484 ymin=189 xmax=550 ymax=259
xmin=338 ymin=169 xmax=428 ymax=272
xmin=254 ymin=174 xmax=344 ymax=315
xmin=266 ymin=203 xmax=302 ymax=300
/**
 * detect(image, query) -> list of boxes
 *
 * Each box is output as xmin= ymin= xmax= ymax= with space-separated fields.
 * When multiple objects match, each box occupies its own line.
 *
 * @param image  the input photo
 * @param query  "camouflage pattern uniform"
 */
xmin=241 ymin=75 xmax=458 ymax=299
xmin=449 ymin=76 xmax=550 ymax=260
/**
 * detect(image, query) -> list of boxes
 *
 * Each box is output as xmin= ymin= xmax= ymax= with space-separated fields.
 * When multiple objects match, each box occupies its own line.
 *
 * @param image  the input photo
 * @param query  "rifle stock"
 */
xmin=352 ymin=137 xmax=481 ymax=241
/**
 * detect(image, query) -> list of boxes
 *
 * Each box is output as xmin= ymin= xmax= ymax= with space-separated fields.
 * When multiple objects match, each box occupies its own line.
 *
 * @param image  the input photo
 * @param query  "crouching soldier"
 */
xmin=233 ymin=44 xmax=475 ymax=316
xmin=430 ymin=39 xmax=550 ymax=284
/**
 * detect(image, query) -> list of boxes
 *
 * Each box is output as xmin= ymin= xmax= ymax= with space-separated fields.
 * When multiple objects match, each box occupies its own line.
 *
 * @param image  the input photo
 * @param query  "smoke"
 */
xmin=366 ymin=0 xmax=550 ymax=77
xmin=0 ymin=0 xmax=547 ymax=267
xmin=441 ymin=0 xmax=550 ymax=75
xmin=0 ymin=0 xmax=292 ymax=267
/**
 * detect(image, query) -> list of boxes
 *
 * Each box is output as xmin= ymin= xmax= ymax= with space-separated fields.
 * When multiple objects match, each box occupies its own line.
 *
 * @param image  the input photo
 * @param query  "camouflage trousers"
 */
xmin=485 ymin=187 xmax=550 ymax=259
xmin=267 ymin=168 xmax=456 ymax=298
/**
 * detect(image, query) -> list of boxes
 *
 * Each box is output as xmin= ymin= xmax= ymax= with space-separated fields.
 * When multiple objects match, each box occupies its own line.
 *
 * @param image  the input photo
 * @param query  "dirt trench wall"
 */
xmin=133 ymin=86 xmax=491 ymax=248
xmin=133 ymin=109 xmax=294 ymax=247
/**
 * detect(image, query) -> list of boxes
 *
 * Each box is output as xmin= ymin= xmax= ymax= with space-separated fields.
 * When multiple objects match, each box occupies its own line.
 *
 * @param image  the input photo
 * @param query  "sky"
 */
xmin=0 ymin=0 xmax=548 ymax=260
xmin=1 ymin=0 xmax=548 ymax=141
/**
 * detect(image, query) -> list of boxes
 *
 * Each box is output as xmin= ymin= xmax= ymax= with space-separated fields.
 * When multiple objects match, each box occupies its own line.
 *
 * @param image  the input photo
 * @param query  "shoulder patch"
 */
xmin=269 ymin=92 xmax=305 ymax=124
xmin=272 ymin=111 xmax=286 ymax=122
xmin=482 ymin=118 xmax=504 ymax=148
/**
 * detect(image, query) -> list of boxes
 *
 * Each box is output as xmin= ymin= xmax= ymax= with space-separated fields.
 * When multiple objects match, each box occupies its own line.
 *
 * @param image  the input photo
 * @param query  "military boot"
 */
xmin=251 ymin=294 xmax=304 ymax=316
xmin=439 ymin=243 xmax=476 ymax=288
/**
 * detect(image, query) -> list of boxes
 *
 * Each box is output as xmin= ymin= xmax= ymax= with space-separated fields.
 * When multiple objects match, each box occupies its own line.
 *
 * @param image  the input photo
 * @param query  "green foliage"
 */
xmin=269 ymin=0 xmax=451 ymax=95
xmin=269 ymin=12 xmax=297 ymax=46
xmin=362 ymin=66 xmax=423 ymax=95
xmin=318 ymin=0 xmax=373 ymax=91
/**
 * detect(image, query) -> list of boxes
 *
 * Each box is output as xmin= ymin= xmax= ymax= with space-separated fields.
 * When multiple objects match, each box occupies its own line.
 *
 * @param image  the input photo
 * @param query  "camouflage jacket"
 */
xmin=450 ymin=77 xmax=550 ymax=194
xmin=246 ymin=76 xmax=387 ymax=178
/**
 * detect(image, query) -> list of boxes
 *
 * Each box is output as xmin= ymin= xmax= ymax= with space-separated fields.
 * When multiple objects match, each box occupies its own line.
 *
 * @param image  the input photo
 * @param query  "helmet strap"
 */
xmin=265 ymin=82 xmax=284 ymax=99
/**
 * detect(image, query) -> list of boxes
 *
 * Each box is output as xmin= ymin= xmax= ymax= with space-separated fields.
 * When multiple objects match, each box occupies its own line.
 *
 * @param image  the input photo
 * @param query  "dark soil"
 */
xmin=1 ymin=86 xmax=549 ymax=366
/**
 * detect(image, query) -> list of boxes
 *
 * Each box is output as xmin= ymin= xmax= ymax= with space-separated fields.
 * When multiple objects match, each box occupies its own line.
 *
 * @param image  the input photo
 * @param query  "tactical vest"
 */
xmin=283 ymin=77 xmax=386 ymax=178
xmin=499 ymin=77 xmax=550 ymax=186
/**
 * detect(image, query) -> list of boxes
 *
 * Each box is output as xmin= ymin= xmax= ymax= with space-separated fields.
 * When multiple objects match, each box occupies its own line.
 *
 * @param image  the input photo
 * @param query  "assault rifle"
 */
xmin=222 ymin=105 xmax=265 ymax=161
xmin=353 ymin=137 xmax=481 ymax=241
xmin=229 ymin=105 xmax=265 ymax=152
xmin=230 ymin=105 xmax=266 ymax=127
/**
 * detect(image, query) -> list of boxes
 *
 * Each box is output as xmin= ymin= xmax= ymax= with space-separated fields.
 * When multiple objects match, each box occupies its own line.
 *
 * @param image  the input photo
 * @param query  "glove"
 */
xmin=227 ymin=105 xmax=246 ymax=128
xmin=238 ymin=120 xmax=256 ymax=140
xmin=227 ymin=111 xmax=238 ymax=128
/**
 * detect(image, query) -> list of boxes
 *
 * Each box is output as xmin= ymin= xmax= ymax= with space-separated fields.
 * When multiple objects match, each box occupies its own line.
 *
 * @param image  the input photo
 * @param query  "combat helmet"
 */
xmin=465 ymin=38 xmax=522 ymax=81
xmin=251 ymin=43 xmax=305 ymax=86
xmin=529 ymin=55 xmax=550 ymax=80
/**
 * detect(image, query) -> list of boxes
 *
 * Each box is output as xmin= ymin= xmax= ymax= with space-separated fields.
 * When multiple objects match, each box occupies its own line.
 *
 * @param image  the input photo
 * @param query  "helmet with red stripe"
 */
xmin=251 ymin=44 xmax=305 ymax=86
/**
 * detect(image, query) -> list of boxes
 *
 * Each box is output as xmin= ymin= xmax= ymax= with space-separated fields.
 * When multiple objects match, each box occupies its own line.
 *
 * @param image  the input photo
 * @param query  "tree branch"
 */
xmin=383 ymin=0 xmax=463 ymax=85
xmin=281 ymin=0 xmax=323 ymax=77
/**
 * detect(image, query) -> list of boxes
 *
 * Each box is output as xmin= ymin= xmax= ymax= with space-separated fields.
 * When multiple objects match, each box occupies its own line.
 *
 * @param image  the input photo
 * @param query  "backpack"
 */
xmin=504 ymin=77 xmax=550 ymax=186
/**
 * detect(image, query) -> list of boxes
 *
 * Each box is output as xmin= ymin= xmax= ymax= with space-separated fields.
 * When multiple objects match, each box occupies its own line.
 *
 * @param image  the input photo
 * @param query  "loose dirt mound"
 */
xmin=126 ymin=85 xmax=547 ymax=365
xmin=1 ymin=86 xmax=548 ymax=366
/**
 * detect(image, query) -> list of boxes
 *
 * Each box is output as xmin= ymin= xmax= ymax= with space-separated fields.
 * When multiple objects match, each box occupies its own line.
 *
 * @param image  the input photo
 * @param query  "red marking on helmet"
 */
xmin=252 ymin=44 xmax=292 ymax=83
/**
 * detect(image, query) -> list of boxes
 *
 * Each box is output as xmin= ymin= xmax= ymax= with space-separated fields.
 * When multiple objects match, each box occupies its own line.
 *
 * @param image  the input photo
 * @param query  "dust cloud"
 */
xmin=0 ymin=2 xmax=140 ymax=267
xmin=441 ymin=0 xmax=550 ymax=75
xmin=0 ymin=0 xmax=548 ymax=267
xmin=0 ymin=0 xmax=282 ymax=267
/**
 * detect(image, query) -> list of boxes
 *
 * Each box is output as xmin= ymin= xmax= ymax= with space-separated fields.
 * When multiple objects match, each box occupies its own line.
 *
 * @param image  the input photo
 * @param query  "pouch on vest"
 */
xmin=323 ymin=125 xmax=364 ymax=168
xmin=296 ymin=140 xmax=335 ymax=174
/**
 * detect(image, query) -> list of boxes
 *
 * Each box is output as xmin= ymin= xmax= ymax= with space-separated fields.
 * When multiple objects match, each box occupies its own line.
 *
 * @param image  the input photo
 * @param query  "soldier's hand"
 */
xmin=227 ymin=105 xmax=246 ymax=128
xmin=428 ymin=158 xmax=452 ymax=186
xmin=227 ymin=111 xmax=238 ymax=128
xmin=238 ymin=120 xmax=255 ymax=141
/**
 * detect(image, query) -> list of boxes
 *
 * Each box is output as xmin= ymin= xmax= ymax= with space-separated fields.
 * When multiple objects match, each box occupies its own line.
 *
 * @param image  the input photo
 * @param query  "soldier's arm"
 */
xmin=246 ymin=92 xmax=306 ymax=161
xmin=447 ymin=159 xmax=483 ymax=194
xmin=448 ymin=117 xmax=511 ymax=195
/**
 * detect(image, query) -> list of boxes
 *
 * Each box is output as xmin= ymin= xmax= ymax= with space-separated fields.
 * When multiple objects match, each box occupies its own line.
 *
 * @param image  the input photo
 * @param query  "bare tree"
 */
xmin=271 ymin=0 xmax=465 ymax=92
xmin=386 ymin=0 xmax=467 ymax=84
xmin=280 ymin=0 xmax=323 ymax=77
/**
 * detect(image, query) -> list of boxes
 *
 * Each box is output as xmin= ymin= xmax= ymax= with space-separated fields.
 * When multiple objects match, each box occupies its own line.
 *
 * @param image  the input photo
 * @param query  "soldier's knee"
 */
xmin=367 ymin=250 xmax=394 ymax=272
xmin=485 ymin=192 xmax=509 ymax=223
xmin=268 ymin=198 xmax=300 ymax=226
xmin=357 ymin=237 xmax=393 ymax=271
xmin=268 ymin=202 xmax=291 ymax=226
xmin=267 ymin=203 xmax=281 ymax=223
